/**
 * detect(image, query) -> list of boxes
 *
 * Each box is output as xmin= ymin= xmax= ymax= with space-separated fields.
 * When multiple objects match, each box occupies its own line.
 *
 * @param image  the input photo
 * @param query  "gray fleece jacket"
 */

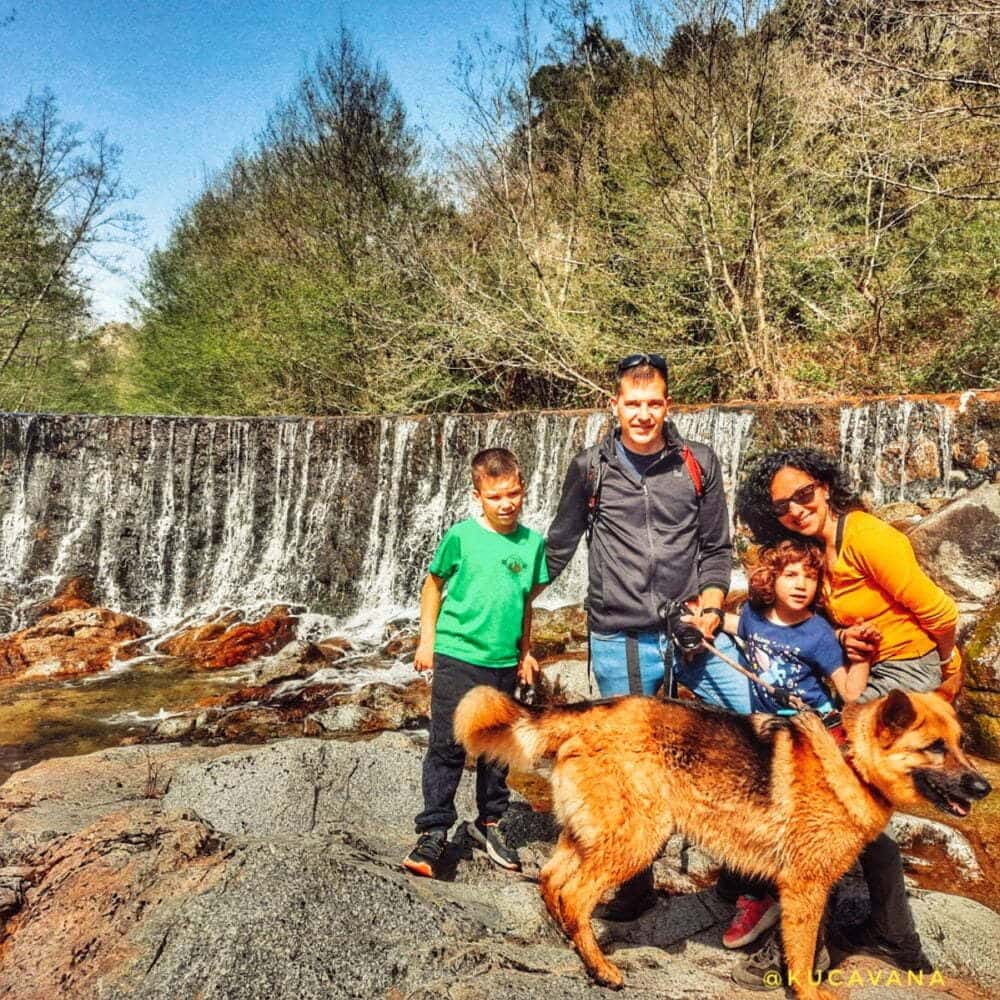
xmin=545 ymin=422 xmax=732 ymax=634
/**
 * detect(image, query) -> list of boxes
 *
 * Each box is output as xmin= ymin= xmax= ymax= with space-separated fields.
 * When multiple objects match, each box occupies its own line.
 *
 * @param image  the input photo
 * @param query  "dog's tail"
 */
xmin=454 ymin=686 xmax=573 ymax=770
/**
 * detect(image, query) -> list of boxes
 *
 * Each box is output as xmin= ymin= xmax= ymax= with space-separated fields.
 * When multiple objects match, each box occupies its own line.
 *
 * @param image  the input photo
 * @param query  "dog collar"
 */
xmin=828 ymin=724 xmax=849 ymax=747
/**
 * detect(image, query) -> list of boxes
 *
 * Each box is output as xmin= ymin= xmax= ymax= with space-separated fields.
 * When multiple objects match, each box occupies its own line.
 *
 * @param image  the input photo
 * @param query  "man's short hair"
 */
xmin=616 ymin=362 xmax=669 ymax=396
xmin=471 ymin=448 xmax=523 ymax=490
xmin=614 ymin=354 xmax=670 ymax=395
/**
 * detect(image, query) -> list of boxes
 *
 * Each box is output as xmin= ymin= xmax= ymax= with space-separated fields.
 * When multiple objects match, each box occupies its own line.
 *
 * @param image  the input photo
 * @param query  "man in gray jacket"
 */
xmin=545 ymin=353 xmax=750 ymax=917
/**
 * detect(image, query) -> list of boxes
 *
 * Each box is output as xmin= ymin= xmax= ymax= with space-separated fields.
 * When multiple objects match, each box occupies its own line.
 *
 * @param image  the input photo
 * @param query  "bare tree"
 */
xmin=0 ymin=91 xmax=137 ymax=403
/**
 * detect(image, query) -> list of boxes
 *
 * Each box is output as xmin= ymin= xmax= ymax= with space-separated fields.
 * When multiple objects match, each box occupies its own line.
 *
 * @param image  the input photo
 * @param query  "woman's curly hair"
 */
xmin=735 ymin=448 xmax=863 ymax=546
xmin=747 ymin=539 xmax=825 ymax=612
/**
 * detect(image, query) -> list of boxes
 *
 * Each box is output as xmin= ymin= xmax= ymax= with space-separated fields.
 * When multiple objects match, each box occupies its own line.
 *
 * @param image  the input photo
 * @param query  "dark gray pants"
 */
xmin=724 ymin=832 xmax=915 ymax=947
xmin=415 ymin=653 xmax=518 ymax=833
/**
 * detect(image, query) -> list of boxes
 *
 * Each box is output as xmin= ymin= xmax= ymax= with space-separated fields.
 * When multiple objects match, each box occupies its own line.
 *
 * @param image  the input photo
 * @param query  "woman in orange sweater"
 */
xmin=734 ymin=448 xmax=958 ymax=981
xmin=736 ymin=449 xmax=958 ymax=698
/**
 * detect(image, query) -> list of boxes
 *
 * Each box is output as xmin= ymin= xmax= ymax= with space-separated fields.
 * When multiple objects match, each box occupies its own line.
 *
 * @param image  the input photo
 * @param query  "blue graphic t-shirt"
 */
xmin=737 ymin=604 xmax=844 ymax=715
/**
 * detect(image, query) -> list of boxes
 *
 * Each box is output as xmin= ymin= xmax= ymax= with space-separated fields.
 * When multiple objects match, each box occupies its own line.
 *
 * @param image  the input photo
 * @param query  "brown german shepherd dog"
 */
xmin=455 ymin=673 xmax=990 ymax=1000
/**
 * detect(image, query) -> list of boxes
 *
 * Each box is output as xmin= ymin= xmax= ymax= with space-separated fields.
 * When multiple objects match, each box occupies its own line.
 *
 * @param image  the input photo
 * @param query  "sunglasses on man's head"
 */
xmin=770 ymin=481 xmax=821 ymax=518
xmin=616 ymin=353 xmax=668 ymax=378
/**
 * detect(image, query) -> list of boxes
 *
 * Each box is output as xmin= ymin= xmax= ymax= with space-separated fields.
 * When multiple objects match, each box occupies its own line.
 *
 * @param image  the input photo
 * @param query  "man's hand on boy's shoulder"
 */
xmin=414 ymin=640 xmax=435 ymax=673
xmin=517 ymin=652 xmax=540 ymax=686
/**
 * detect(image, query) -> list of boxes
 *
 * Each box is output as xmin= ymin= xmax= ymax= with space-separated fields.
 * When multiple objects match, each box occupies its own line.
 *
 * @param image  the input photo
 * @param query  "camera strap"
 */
xmin=625 ymin=634 xmax=643 ymax=695
xmin=662 ymin=639 xmax=676 ymax=699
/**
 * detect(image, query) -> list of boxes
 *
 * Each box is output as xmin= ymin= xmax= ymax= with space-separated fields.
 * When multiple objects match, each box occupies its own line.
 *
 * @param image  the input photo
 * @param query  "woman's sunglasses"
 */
xmin=771 ymin=481 xmax=821 ymax=517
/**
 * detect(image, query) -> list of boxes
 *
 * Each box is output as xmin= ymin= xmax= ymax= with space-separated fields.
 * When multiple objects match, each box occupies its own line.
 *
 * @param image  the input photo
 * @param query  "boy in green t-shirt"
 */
xmin=402 ymin=448 xmax=549 ymax=879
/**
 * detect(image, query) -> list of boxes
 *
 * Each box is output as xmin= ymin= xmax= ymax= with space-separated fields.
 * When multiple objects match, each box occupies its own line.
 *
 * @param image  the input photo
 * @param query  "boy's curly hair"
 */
xmin=736 ymin=448 xmax=863 ymax=545
xmin=748 ymin=539 xmax=825 ymax=611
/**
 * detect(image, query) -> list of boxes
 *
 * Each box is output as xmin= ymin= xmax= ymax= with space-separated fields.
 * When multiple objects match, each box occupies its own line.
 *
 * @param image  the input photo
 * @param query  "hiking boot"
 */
xmin=723 ymin=894 xmax=780 ymax=949
xmin=835 ymin=923 xmax=933 ymax=974
xmin=731 ymin=929 xmax=831 ymax=991
xmin=402 ymin=829 xmax=448 ymax=878
xmin=593 ymin=867 xmax=659 ymax=922
xmin=468 ymin=818 xmax=521 ymax=871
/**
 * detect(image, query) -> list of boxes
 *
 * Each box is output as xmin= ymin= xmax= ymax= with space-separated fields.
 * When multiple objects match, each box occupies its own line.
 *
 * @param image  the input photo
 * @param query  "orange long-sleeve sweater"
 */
xmin=823 ymin=511 xmax=957 ymax=663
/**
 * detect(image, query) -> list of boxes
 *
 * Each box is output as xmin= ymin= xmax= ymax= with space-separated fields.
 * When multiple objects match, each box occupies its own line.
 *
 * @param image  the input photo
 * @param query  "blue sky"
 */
xmin=1 ymin=1 xmax=631 ymax=323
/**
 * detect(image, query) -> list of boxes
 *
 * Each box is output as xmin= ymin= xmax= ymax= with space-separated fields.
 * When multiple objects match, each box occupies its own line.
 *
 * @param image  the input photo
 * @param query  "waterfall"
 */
xmin=0 ymin=395 xmax=980 ymax=633
xmin=838 ymin=398 xmax=956 ymax=506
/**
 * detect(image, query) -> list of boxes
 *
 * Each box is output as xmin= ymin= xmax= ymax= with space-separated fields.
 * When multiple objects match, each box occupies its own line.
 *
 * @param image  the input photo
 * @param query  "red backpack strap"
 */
xmin=681 ymin=445 xmax=703 ymax=498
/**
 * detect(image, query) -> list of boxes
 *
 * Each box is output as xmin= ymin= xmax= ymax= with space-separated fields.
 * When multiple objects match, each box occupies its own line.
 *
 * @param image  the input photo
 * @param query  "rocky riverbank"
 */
xmin=0 ymin=734 xmax=997 ymax=1000
xmin=0 ymin=470 xmax=997 ymax=996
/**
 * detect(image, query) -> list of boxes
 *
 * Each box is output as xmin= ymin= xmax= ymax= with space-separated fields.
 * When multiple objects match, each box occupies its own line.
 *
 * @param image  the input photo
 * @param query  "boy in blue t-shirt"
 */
xmin=723 ymin=539 xmax=867 ymax=714
xmin=718 ymin=538 xmax=867 ymax=950
xmin=402 ymin=448 xmax=549 ymax=880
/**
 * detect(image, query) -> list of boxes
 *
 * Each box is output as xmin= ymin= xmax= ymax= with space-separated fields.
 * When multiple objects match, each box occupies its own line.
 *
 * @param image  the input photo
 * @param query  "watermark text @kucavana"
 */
xmin=762 ymin=968 xmax=946 ymax=989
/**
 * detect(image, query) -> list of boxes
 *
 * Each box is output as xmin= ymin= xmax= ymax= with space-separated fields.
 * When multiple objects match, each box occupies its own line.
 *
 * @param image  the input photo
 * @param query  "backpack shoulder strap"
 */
xmin=680 ymin=444 xmax=704 ymax=499
xmin=584 ymin=445 xmax=607 ymax=544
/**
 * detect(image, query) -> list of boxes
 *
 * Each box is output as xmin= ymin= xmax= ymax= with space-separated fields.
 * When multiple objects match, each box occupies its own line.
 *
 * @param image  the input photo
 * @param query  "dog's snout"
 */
xmin=961 ymin=771 xmax=992 ymax=800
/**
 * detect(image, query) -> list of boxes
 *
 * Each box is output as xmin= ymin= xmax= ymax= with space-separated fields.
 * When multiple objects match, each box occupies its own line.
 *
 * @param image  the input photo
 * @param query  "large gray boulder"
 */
xmin=162 ymin=732 xmax=463 ymax=839
xmin=908 ymin=482 xmax=1000 ymax=604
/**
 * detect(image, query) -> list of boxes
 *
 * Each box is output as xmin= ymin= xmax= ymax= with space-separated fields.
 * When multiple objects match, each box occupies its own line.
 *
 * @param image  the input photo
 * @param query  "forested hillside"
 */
xmin=4 ymin=1 xmax=999 ymax=415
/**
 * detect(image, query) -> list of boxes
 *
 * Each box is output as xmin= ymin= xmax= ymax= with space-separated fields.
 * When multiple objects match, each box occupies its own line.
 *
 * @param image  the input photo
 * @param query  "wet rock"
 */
xmin=531 ymin=605 xmax=589 ymax=658
xmin=152 ymin=716 xmax=197 ymax=740
xmin=887 ymin=813 xmax=983 ymax=884
xmin=381 ymin=632 xmax=418 ymax=658
xmin=958 ymin=601 xmax=1000 ymax=761
xmin=245 ymin=639 xmax=333 ymax=685
xmin=908 ymin=482 xmax=1000 ymax=604
xmin=537 ymin=655 xmax=592 ymax=704
xmin=907 ymin=434 xmax=942 ymax=482
xmin=0 ymin=606 xmax=149 ymax=682
xmin=303 ymin=702 xmax=381 ymax=736
xmin=382 ymin=616 xmax=417 ymax=641
xmin=208 ymin=706 xmax=289 ymax=743
xmin=22 ymin=575 xmax=95 ymax=626
xmin=875 ymin=435 xmax=941 ymax=487
xmin=304 ymin=680 xmax=430 ymax=736
xmin=157 ymin=610 xmax=297 ymax=670
xmin=316 ymin=636 xmax=351 ymax=659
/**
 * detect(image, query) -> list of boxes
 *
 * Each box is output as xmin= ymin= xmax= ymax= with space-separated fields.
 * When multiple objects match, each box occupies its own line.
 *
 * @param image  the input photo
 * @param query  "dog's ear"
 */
xmin=875 ymin=689 xmax=917 ymax=746
xmin=934 ymin=670 xmax=962 ymax=704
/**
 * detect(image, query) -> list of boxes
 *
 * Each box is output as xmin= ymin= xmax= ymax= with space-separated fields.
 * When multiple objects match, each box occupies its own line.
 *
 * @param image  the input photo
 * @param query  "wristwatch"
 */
xmin=702 ymin=607 xmax=724 ymax=633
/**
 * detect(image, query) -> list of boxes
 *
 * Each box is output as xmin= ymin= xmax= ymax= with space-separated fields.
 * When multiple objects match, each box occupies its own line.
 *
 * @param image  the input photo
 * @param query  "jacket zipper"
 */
xmin=642 ymin=479 xmax=658 ymax=622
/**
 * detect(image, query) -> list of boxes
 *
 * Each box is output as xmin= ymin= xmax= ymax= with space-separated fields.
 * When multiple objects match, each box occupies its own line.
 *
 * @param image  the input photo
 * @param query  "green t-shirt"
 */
xmin=429 ymin=518 xmax=550 ymax=668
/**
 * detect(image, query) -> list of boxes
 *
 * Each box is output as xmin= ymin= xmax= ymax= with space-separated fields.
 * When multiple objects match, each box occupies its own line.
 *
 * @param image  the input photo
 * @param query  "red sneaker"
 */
xmin=723 ymin=894 xmax=780 ymax=949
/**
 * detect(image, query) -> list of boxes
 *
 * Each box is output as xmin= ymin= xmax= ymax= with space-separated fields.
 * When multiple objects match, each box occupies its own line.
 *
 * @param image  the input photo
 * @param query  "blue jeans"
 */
xmin=589 ymin=629 xmax=752 ymax=713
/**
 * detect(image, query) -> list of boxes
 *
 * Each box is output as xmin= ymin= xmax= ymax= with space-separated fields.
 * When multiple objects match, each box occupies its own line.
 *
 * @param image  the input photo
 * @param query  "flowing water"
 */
xmin=0 ymin=397 xmax=975 ymax=773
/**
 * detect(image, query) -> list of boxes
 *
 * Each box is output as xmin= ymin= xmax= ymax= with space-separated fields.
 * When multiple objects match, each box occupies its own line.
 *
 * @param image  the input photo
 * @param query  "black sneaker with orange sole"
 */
xmin=402 ymin=828 xmax=448 ymax=878
xmin=468 ymin=818 xmax=521 ymax=871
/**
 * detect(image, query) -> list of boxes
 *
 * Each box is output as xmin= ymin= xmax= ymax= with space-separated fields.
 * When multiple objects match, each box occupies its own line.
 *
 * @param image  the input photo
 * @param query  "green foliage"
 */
xmin=0 ymin=91 xmax=134 ymax=411
xmin=110 ymin=3 xmax=1000 ymax=415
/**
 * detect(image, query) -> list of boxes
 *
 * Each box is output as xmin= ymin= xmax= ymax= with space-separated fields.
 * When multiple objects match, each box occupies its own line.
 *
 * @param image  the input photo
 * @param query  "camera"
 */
xmin=658 ymin=599 xmax=704 ymax=653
